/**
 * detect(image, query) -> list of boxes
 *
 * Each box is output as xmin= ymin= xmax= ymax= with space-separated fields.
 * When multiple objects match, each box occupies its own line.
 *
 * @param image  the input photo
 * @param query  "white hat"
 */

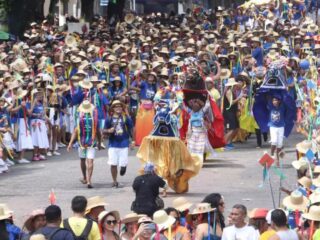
xmin=153 ymin=210 xmax=175 ymax=231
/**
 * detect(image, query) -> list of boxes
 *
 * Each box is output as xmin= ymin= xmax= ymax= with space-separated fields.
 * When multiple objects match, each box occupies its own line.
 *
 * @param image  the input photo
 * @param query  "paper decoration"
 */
xmin=306 ymin=149 xmax=315 ymax=161
xmin=259 ymin=153 xmax=275 ymax=168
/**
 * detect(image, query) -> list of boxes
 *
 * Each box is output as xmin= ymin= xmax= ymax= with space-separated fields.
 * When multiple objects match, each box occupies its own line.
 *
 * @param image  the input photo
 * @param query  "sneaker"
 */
xmin=224 ymin=143 xmax=234 ymax=150
xmin=53 ymin=151 xmax=61 ymax=156
xmin=18 ymin=159 xmax=31 ymax=164
xmin=58 ymin=143 xmax=66 ymax=148
xmin=47 ymin=152 xmax=52 ymax=157
xmin=100 ymin=142 xmax=106 ymax=149
xmin=38 ymin=155 xmax=46 ymax=160
xmin=5 ymin=159 xmax=15 ymax=166
xmin=32 ymin=156 xmax=40 ymax=161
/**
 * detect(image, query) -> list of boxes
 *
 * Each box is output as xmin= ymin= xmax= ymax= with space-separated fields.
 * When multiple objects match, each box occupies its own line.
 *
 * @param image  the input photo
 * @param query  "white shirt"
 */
xmin=221 ymin=225 xmax=259 ymax=240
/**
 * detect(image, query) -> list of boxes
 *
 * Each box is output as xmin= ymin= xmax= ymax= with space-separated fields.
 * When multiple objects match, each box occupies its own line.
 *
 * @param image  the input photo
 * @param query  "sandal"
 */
xmin=87 ymin=184 xmax=93 ymax=189
xmin=80 ymin=179 xmax=87 ymax=184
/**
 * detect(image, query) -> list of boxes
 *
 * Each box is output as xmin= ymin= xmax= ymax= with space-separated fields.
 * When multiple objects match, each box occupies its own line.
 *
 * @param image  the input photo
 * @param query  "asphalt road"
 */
xmin=0 ymin=132 xmax=304 ymax=226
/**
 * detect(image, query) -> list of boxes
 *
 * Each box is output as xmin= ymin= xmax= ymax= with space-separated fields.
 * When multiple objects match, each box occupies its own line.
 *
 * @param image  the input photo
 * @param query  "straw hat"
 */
xmin=111 ymin=100 xmax=125 ymax=109
xmin=251 ymin=37 xmax=261 ymax=43
xmin=172 ymin=197 xmax=193 ymax=212
xmin=292 ymin=157 xmax=309 ymax=171
xmin=121 ymin=212 xmax=140 ymax=224
xmin=24 ymin=209 xmax=45 ymax=231
xmin=302 ymin=206 xmax=320 ymax=221
xmin=78 ymin=100 xmax=95 ymax=114
xmin=153 ymin=210 xmax=175 ymax=231
xmin=98 ymin=210 xmax=120 ymax=223
xmin=90 ymin=76 xmax=100 ymax=83
xmin=308 ymin=23 xmax=319 ymax=33
xmin=313 ymin=176 xmax=320 ymax=187
xmin=190 ymin=203 xmax=215 ymax=215
xmin=79 ymin=80 xmax=93 ymax=90
xmin=296 ymin=140 xmax=317 ymax=154
xmin=225 ymin=78 xmax=240 ymax=87
xmin=310 ymin=188 xmax=320 ymax=204
xmin=85 ymin=196 xmax=107 ymax=214
xmin=298 ymin=176 xmax=312 ymax=189
xmin=0 ymin=205 xmax=11 ymax=221
xmin=314 ymin=166 xmax=320 ymax=174
xmin=282 ymin=190 xmax=309 ymax=211
xmin=15 ymin=88 xmax=28 ymax=99
xmin=129 ymin=59 xmax=142 ymax=72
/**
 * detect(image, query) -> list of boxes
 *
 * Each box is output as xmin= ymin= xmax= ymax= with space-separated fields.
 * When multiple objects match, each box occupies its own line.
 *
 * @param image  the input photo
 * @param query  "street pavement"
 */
xmin=0 ymin=132 xmax=304 ymax=225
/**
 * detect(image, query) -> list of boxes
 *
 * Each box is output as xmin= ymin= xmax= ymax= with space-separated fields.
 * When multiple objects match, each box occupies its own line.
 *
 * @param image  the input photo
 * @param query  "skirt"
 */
xmin=2 ymin=132 xmax=15 ymax=150
xmin=135 ymin=104 xmax=155 ymax=146
xmin=16 ymin=118 xmax=33 ymax=151
xmin=31 ymin=119 xmax=49 ymax=149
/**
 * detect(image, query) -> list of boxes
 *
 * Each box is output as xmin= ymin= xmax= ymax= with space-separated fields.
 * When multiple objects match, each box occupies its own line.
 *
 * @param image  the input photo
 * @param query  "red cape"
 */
xmin=180 ymin=96 xmax=226 ymax=149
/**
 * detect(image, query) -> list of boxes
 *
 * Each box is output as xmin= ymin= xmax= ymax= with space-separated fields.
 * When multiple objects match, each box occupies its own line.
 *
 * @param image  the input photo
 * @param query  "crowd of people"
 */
xmin=1 ymin=0 xmax=320 ymax=238
xmin=3 ymin=189 xmax=320 ymax=240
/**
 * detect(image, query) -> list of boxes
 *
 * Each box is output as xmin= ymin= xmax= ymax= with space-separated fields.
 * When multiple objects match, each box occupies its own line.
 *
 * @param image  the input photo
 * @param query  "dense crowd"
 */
xmin=2 ymin=0 xmax=320 ymax=238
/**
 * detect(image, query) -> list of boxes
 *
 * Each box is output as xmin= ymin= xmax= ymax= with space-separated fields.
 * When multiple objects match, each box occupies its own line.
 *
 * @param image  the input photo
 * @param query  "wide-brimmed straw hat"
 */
xmin=309 ymin=188 xmax=320 ymax=204
xmin=78 ymin=100 xmax=95 ymax=114
xmin=111 ymin=100 xmax=126 ymax=109
xmin=302 ymin=206 xmax=320 ymax=221
xmin=121 ymin=212 xmax=140 ymax=224
xmin=0 ymin=205 xmax=11 ymax=221
xmin=314 ymin=166 xmax=320 ymax=174
xmin=153 ymin=210 xmax=175 ymax=231
xmin=172 ymin=197 xmax=193 ymax=212
xmin=190 ymin=203 xmax=215 ymax=215
xmin=30 ymin=235 xmax=46 ymax=240
xmin=15 ymin=88 xmax=28 ymax=99
xmin=85 ymin=196 xmax=108 ymax=214
xmin=79 ymin=80 xmax=93 ymax=90
xmin=220 ymin=69 xmax=231 ymax=79
xmin=98 ymin=210 xmax=120 ymax=223
xmin=282 ymin=190 xmax=309 ymax=211
xmin=129 ymin=59 xmax=142 ymax=72
xmin=296 ymin=140 xmax=317 ymax=154
xmin=225 ymin=78 xmax=240 ymax=87
xmin=292 ymin=157 xmax=309 ymax=171
xmin=298 ymin=176 xmax=312 ymax=189
xmin=24 ymin=209 xmax=45 ymax=231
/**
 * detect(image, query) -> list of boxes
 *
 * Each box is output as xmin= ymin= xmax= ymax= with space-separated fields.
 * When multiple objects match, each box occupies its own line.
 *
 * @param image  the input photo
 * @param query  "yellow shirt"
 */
xmin=61 ymin=217 xmax=101 ymax=240
xmin=259 ymin=229 xmax=276 ymax=240
xmin=209 ymin=88 xmax=221 ymax=102
xmin=313 ymin=229 xmax=320 ymax=240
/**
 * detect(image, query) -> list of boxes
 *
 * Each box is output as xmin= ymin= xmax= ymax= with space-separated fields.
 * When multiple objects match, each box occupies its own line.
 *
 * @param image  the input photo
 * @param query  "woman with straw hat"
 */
xmin=120 ymin=213 xmax=140 ymax=240
xmin=28 ymin=90 xmax=49 ymax=161
xmin=188 ymin=203 xmax=218 ymax=240
xmin=164 ymin=207 xmax=191 ymax=240
xmin=222 ymin=78 xmax=243 ymax=150
xmin=134 ymin=71 xmax=157 ymax=146
xmin=98 ymin=210 xmax=121 ymax=240
xmin=67 ymin=100 xmax=101 ymax=189
xmin=21 ymin=209 xmax=46 ymax=240
xmin=9 ymin=87 xmax=33 ymax=164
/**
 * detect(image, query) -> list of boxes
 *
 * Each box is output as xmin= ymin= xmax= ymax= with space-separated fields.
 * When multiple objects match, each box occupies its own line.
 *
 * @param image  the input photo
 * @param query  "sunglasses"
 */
xmin=106 ymin=220 xmax=117 ymax=225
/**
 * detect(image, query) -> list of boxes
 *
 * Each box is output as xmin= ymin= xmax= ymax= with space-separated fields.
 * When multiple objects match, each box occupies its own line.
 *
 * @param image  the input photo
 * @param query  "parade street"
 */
xmin=1 ymin=132 xmax=303 ymax=226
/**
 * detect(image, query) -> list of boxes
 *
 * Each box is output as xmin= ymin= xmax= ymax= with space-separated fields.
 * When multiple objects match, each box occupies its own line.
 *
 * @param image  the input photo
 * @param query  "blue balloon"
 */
xmin=299 ymin=59 xmax=310 ymax=70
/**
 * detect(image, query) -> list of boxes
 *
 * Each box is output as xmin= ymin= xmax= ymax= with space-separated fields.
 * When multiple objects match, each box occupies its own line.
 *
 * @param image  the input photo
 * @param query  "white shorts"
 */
xmin=108 ymin=147 xmax=128 ymax=167
xmin=270 ymin=126 xmax=285 ymax=148
xmin=78 ymin=147 xmax=95 ymax=159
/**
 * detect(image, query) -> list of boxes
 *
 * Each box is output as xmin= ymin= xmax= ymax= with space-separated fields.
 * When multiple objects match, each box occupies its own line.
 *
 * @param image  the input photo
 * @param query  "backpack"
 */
xmin=63 ymin=218 xmax=93 ymax=240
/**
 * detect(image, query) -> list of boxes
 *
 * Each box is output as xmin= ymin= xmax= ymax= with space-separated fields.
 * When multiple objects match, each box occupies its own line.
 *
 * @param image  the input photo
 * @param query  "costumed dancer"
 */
xmin=134 ymin=71 xmax=157 ymax=146
xmin=67 ymin=100 xmax=101 ymax=189
xmin=10 ymin=88 xmax=33 ymax=163
xmin=104 ymin=100 xmax=133 ymax=188
xmin=253 ymin=60 xmax=296 ymax=166
xmin=29 ymin=90 xmax=49 ymax=161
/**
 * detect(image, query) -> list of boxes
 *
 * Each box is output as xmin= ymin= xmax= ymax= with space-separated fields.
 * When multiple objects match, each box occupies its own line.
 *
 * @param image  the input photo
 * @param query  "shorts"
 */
xmin=223 ymin=111 xmax=239 ymax=130
xmin=108 ymin=147 xmax=128 ymax=167
xmin=269 ymin=126 xmax=284 ymax=148
xmin=78 ymin=147 xmax=95 ymax=159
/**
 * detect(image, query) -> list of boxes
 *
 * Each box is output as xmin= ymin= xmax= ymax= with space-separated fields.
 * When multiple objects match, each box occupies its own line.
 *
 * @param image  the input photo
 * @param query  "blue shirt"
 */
xmin=293 ymin=3 xmax=305 ymax=20
xmin=105 ymin=115 xmax=133 ymax=148
xmin=76 ymin=110 xmax=99 ymax=147
xmin=30 ymin=103 xmax=45 ymax=120
xmin=6 ymin=222 xmax=22 ymax=240
xmin=139 ymin=81 xmax=157 ymax=100
xmin=268 ymin=103 xmax=285 ymax=127
xmin=252 ymin=47 xmax=263 ymax=66
xmin=91 ymin=90 xmax=109 ymax=119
